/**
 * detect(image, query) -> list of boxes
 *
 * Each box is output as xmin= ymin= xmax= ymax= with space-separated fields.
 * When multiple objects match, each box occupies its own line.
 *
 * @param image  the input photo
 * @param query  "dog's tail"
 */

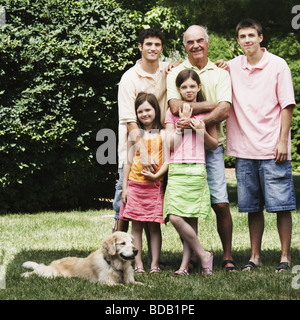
xmin=21 ymin=261 xmax=58 ymax=278
xmin=22 ymin=261 xmax=39 ymax=270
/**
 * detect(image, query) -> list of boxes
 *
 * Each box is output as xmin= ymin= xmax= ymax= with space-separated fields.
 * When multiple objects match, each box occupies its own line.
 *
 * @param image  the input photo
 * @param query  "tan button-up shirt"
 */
xmin=117 ymin=60 xmax=169 ymax=167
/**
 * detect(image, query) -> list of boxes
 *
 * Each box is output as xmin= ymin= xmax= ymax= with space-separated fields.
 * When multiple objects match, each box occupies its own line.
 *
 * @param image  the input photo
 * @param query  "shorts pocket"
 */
xmin=263 ymin=161 xmax=296 ymax=211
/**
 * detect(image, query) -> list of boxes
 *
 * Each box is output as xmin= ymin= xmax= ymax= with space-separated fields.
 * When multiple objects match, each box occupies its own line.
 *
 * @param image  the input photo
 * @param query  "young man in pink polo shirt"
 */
xmin=226 ymin=19 xmax=296 ymax=272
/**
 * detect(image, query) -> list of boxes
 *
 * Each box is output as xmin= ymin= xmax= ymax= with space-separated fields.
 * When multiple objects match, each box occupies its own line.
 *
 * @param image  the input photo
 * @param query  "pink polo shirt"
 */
xmin=226 ymin=49 xmax=296 ymax=160
xmin=165 ymin=108 xmax=206 ymax=164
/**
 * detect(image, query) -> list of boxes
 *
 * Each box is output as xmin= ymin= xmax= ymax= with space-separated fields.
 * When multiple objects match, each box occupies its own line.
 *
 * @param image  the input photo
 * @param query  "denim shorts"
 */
xmin=205 ymin=145 xmax=229 ymax=204
xmin=235 ymin=158 xmax=296 ymax=213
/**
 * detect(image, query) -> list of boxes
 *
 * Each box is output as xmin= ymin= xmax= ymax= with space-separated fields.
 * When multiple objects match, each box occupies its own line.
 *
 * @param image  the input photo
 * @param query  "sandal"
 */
xmin=173 ymin=269 xmax=189 ymax=276
xmin=201 ymin=252 xmax=213 ymax=275
xmin=275 ymin=262 xmax=290 ymax=273
xmin=242 ymin=261 xmax=258 ymax=271
xmin=150 ymin=267 xmax=161 ymax=274
xmin=134 ymin=267 xmax=145 ymax=274
xmin=222 ymin=259 xmax=238 ymax=272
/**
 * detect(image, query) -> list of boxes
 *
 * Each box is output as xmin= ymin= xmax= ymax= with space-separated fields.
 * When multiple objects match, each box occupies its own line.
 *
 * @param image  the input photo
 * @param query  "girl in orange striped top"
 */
xmin=120 ymin=92 xmax=169 ymax=274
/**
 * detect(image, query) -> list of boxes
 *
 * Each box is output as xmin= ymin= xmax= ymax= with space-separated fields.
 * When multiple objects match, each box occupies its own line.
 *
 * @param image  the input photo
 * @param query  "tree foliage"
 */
xmin=268 ymin=33 xmax=300 ymax=171
xmin=0 ymin=0 xmax=140 ymax=212
xmin=0 ymin=0 xmax=187 ymax=213
xmin=161 ymin=0 xmax=299 ymax=43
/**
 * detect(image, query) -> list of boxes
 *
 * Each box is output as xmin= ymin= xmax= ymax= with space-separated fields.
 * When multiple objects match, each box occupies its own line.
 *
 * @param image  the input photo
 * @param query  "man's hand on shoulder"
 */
xmin=214 ymin=59 xmax=229 ymax=71
xmin=166 ymin=60 xmax=183 ymax=74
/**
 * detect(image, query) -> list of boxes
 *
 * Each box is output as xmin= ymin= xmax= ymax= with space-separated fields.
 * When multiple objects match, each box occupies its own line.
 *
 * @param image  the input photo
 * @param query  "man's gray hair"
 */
xmin=183 ymin=25 xmax=209 ymax=45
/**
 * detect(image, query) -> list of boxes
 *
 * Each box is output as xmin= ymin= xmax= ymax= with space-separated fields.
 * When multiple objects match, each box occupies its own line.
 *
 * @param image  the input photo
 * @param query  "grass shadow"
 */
xmin=3 ymin=245 xmax=300 ymax=300
xmin=227 ymin=179 xmax=238 ymax=207
xmin=7 ymin=248 xmax=90 ymax=280
xmin=9 ymin=246 xmax=299 ymax=275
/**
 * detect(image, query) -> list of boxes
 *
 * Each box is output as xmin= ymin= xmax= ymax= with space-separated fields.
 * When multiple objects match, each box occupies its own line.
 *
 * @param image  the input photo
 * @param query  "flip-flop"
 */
xmin=150 ymin=267 xmax=161 ymax=274
xmin=275 ymin=262 xmax=290 ymax=273
xmin=134 ymin=267 xmax=145 ymax=274
xmin=173 ymin=269 xmax=189 ymax=276
xmin=242 ymin=261 xmax=258 ymax=271
xmin=222 ymin=259 xmax=238 ymax=272
xmin=201 ymin=252 xmax=213 ymax=275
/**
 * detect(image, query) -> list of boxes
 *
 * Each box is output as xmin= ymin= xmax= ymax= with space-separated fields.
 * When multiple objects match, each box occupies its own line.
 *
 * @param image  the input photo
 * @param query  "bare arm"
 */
xmin=166 ymin=61 xmax=183 ymax=74
xmin=141 ymin=162 xmax=169 ymax=181
xmin=202 ymin=101 xmax=231 ymax=127
xmin=140 ymin=130 xmax=170 ymax=181
xmin=169 ymin=98 xmax=216 ymax=117
xmin=190 ymin=119 xmax=218 ymax=150
xmin=274 ymin=105 xmax=294 ymax=163
xmin=121 ymin=163 xmax=131 ymax=204
xmin=214 ymin=59 xmax=229 ymax=71
xmin=173 ymin=100 xmax=230 ymax=130
xmin=205 ymin=124 xmax=218 ymax=150
xmin=166 ymin=103 xmax=192 ymax=150
xmin=127 ymin=122 xmax=158 ymax=172
xmin=121 ymin=138 xmax=135 ymax=204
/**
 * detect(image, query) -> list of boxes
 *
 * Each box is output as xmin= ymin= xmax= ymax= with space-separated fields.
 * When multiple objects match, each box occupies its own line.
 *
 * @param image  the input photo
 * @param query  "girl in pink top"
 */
xmin=163 ymin=69 xmax=218 ymax=275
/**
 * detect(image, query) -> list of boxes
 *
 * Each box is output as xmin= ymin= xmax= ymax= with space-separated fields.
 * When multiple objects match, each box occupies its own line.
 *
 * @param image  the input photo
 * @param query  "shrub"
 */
xmin=268 ymin=33 xmax=300 ymax=171
xmin=0 ymin=0 xmax=139 ymax=212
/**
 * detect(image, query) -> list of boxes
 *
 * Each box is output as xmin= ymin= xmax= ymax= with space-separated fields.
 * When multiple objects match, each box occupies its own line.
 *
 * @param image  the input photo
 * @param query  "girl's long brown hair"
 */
xmin=175 ymin=69 xmax=205 ymax=102
xmin=135 ymin=92 xmax=164 ymax=131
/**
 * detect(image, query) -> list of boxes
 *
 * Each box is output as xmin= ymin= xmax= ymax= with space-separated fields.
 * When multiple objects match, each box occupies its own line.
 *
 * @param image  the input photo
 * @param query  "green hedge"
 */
xmin=0 ymin=0 xmax=140 ymax=213
xmin=267 ymin=33 xmax=300 ymax=172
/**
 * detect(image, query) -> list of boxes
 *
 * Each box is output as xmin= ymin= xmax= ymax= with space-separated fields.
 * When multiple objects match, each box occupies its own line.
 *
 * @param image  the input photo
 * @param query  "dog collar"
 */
xmin=104 ymin=257 xmax=111 ymax=266
xmin=104 ymin=257 xmax=123 ymax=274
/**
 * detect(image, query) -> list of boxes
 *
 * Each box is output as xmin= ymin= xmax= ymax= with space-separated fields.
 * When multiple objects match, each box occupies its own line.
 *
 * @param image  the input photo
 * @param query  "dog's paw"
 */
xmin=21 ymin=272 xmax=31 ymax=278
xmin=102 ymin=281 xmax=124 ymax=286
xmin=132 ymin=281 xmax=144 ymax=285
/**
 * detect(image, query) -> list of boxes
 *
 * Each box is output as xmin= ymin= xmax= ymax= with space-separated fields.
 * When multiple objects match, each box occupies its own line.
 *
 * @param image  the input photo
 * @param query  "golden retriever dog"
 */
xmin=21 ymin=231 xmax=143 ymax=286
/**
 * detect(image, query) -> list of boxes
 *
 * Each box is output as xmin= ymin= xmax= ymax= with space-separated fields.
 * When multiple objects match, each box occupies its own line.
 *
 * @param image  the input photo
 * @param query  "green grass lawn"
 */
xmin=0 ymin=176 xmax=299 ymax=300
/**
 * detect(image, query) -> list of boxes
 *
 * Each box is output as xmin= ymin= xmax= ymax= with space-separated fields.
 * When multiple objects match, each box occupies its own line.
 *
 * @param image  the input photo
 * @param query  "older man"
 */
xmin=167 ymin=25 xmax=236 ymax=271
